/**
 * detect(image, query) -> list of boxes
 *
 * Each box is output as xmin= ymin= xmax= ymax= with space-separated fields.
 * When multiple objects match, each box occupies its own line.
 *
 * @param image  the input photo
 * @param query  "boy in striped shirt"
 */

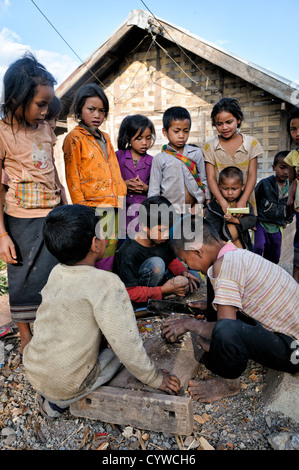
xmin=161 ymin=216 xmax=299 ymax=403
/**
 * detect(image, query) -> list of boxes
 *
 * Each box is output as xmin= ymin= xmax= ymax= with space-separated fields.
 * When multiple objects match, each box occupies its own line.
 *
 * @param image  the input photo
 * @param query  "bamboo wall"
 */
xmin=56 ymin=37 xmax=291 ymax=187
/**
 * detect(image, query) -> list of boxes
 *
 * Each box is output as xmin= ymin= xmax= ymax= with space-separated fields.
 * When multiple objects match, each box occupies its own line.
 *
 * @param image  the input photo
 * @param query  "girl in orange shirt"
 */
xmin=63 ymin=84 xmax=127 ymax=271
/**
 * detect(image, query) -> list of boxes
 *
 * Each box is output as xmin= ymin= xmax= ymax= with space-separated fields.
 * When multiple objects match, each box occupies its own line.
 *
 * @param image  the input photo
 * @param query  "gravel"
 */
xmin=1 ymin=324 xmax=298 ymax=451
xmin=0 ymin=262 xmax=298 ymax=451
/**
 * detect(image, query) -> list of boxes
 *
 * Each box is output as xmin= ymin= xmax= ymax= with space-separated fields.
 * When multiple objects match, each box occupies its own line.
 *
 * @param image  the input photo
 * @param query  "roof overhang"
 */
xmin=56 ymin=9 xmax=298 ymax=110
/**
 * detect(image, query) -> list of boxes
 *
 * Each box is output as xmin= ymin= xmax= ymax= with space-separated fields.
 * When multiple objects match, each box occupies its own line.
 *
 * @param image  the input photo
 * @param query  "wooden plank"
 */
xmin=70 ymin=386 xmax=194 ymax=435
xmin=70 ymin=330 xmax=203 ymax=434
xmin=107 ymin=332 xmax=201 ymax=393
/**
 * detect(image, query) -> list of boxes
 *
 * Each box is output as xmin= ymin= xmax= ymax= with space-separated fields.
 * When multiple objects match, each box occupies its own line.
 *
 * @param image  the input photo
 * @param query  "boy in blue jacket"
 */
xmin=254 ymin=151 xmax=293 ymax=263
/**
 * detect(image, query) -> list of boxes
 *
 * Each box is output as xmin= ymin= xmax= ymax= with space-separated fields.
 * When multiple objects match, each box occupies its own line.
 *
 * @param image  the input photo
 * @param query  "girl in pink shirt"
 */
xmin=0 ymin=53 xmax=66 ymax=352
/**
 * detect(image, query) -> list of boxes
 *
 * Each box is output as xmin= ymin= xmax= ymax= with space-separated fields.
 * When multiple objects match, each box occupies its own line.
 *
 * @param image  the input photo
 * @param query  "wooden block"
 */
xmin=70 ymin=331 xmax=203 ymax=434
xmin=107 ymin=332 xmax=201 ymax=394
xmin=70 ymin=385 xmax=194 ymax=435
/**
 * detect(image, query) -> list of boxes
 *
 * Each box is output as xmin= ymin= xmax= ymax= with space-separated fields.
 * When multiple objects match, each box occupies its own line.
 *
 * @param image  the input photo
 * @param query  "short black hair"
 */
xmin=163 ymin=106 xmax=191 ymax=131
xmin=43 ymin=204 xmax=98 ymax=265
xmin=211 ymin=97 xmax=244 ymax=128
xmin=170 ymin=215 xmax=221 ymax=253
xmin=138 ymin=196 xmax=177 ymax=229
xmin=71 ymin=83 xmax=109 ymax=121
xmin=117 ymin=114 xmax=155 ymax=150
xmin=273 ymin=150 xmax=289 ymax=166
xmin=219 ymin=166 xmax=244 ymax=185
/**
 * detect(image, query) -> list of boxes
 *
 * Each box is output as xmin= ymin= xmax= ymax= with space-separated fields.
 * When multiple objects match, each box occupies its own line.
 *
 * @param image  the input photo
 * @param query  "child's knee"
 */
xmin=147 ymin=257 xmax=165 ymax=275
xmin=205 ymin=319 xmax=248 ymax=379
xmin=138 ymin=257 xmax=166 ymax=286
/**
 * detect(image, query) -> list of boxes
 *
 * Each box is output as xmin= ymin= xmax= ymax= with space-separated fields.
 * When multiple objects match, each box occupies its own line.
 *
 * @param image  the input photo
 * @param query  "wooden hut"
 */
xmin=54 ymin=8 xmax=299 ymax=186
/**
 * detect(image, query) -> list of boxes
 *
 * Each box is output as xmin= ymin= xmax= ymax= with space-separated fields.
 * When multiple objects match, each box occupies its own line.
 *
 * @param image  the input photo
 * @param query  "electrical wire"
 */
xmin=30 ymin=0 xmax=219 ymax=107
xmin=140 ymin=0 xmax=220 ymax=92
xmin=30 ymin=0 xmax=115 ymax=98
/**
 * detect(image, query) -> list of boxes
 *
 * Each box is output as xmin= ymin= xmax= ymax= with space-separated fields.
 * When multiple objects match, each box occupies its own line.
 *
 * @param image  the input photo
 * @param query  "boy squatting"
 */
xmin=161 ymin=215 xmax=299 ymax=403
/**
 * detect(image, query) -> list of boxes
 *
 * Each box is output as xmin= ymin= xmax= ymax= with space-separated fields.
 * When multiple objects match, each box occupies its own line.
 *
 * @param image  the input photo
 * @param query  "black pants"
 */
xmin=204 ymin=317 xmax=299 ymax=379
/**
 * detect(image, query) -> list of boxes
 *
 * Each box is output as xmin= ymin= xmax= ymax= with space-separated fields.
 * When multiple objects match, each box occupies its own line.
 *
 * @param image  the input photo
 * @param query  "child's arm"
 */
xmin=95 ymin=279 xmax=180 ymax=393
xmin=236 ymin=157 xmax=257 ymax=208
xmin=287 ymin=179 xmax=297 ymax=207
xmin=224 ymin=205 xmax=256 ymax=230
xmin=148 ymin=156 xmax=163 ymax=198
xmin=53 ymin=166 xmax=68 ymax=205
xmin=205 ymin=163 xmax=229 ymax=213
xmin=0 ymin=166 xmax=17 ymax=264
xmin=126 ymin=278 xmax=189 ymax=303
xmin=63 ymin=135 xmax=86 ymax=205
xmin=193 ymin=150 xmax=209 ymax=204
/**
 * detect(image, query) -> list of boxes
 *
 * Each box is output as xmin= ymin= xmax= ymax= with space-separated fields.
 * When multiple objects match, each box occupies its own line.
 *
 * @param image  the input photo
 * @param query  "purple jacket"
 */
xmin=116 ymin=148 xmax=153 ymax=234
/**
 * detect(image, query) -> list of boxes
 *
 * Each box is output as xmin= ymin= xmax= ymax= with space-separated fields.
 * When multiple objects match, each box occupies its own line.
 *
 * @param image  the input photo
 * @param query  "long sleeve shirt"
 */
xmin=148 ymin=144 xmax=210 ymax=213
xmin=115 ymin=238 xmax=187 ymax=303
xmin=23 ymin=264 xmax=163 ymax=401
xmin=63 ymin=126 xmax=127 ymax=208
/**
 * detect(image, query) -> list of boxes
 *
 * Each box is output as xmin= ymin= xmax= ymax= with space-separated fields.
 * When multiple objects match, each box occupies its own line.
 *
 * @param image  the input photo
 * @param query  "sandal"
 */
xmin=0 ymin=325 xmax=15 ymax=338
xmin=37 ymin=395 xmax=55 ymax=421
xmin=38 ymin=394 xmax=66 ymax=420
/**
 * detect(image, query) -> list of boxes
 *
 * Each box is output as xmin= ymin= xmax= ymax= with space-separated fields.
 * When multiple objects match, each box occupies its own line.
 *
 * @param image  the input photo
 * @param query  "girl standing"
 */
xmin=284 ymin=107 xmax=299 ymax=282
xmin=116 ymin=115 xmax=155 ymax=239
xmin=63 ymin=83 xmax=127 ymax=271
xmin=0 ymin=53 xmax=65 ymax=352
xmin=203 ymin=98 xmax=263 ymax=215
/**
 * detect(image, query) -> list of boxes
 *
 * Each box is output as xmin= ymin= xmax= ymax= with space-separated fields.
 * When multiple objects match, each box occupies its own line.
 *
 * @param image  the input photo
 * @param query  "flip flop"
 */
xmin=37 ymin=394 xmax=66 ymax=420
xmin=0 ymin=325 xmax=14 ymax=338
xmin=37 ymin=395 xmax=55 ymax=421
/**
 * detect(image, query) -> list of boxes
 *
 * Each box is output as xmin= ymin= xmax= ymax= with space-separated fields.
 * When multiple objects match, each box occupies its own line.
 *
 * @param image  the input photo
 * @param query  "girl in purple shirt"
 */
xmin=116 ymin=115 xmax=155 ymax=240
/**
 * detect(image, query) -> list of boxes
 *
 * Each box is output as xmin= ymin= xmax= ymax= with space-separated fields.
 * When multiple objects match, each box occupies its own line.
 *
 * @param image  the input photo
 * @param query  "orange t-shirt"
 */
xmin=0 ymin=120 xmax=60 ymax=218
xmin=63 ymin=126 xmax=127 ymax=209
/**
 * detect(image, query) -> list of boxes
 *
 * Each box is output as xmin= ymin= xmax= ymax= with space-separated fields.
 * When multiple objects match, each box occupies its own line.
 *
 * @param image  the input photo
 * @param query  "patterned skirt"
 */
xmin=4 ymin=214 xmax=58 ymax=323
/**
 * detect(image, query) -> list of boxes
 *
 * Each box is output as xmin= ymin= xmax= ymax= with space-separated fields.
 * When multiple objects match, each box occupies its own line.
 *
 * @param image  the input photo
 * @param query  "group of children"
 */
xmin=0 ymin=53 xmax=298 ymax=418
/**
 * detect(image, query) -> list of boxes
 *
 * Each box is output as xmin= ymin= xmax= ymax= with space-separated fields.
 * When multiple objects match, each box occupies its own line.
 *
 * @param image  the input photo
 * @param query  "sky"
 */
xmin=0 ymin=0 xmax=298 ymax=95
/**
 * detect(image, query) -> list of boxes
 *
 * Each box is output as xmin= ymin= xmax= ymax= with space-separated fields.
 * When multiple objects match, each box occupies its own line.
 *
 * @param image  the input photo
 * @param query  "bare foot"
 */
xmin=188 ymin=377 xmax=240 ymax=402
xmin=194 ymin=333 xmax=210 ymax=352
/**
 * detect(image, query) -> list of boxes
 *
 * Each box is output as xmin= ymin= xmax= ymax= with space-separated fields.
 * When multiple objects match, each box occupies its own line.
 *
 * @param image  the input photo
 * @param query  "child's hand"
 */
xmin=0 ymin=234 xmax=18 ymax=264
xmin=135 ymin=175 xmax=148 ymax=193
xmin=161 ymin=277 xmax=189 ymax=297
xmin=126 ymin=176 xmax=147 ymax=193
xmin=224 ymin=213 xmax=240 ymax=224
xmin=182 ymin=271 xmax=200 ymax=293
xmin=158 ymin=369 xmax=181 ymax=395
xmin=161 ymin=317 xmax=189 ymax=342
xmin=125 ymin=179 xmax=137 ymax=192
xmin=188 ymin=204 xmax=202 ymax=215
